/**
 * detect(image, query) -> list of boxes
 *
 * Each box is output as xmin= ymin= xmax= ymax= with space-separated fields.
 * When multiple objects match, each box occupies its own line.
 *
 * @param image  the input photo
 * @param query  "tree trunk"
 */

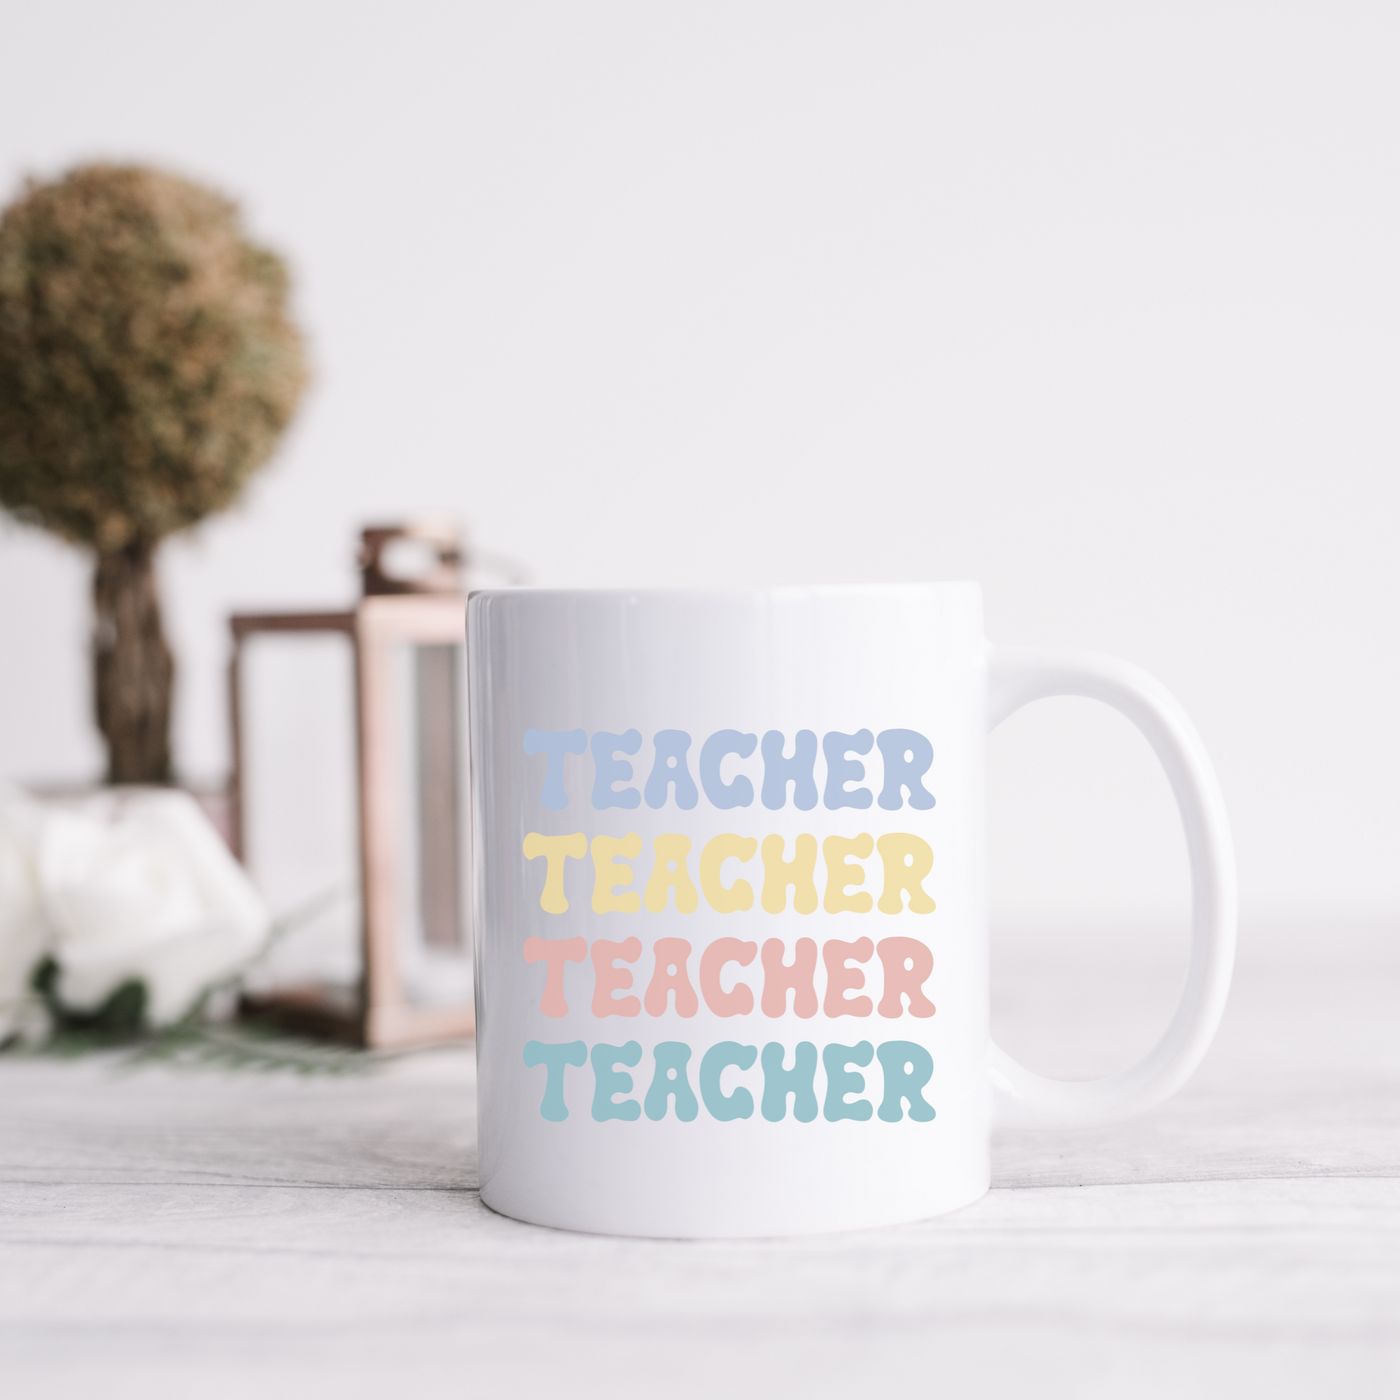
xmin=93 ymin=542 xmax=174 ymax=785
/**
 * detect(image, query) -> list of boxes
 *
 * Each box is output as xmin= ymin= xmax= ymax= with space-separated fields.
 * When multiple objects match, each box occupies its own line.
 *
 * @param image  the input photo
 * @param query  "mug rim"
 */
xmin=467 ymin=580 xmax=981 ymax=604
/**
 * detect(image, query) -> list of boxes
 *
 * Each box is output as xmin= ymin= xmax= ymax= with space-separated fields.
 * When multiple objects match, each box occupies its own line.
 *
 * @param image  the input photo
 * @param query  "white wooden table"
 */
xmin=2 ymin=922 xmax=1397 ymax=1398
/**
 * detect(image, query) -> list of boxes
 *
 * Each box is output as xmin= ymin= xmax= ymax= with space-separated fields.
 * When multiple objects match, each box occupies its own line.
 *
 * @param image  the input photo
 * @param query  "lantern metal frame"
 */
xmin=228 ymin=592 xmax=475 ymax=1049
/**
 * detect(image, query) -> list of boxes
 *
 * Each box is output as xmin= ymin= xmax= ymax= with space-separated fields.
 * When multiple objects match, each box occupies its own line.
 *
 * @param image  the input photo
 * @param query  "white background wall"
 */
xmin=0 ymin=2 xmax=1395 ymax=929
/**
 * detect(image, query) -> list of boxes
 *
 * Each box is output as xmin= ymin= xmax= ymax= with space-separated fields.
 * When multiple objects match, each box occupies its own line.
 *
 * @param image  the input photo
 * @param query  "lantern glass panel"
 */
xmin=238 ymin=632 xmax=362 ymax=1003
xmin=387 ymin=638 xmax=473 ymax=1008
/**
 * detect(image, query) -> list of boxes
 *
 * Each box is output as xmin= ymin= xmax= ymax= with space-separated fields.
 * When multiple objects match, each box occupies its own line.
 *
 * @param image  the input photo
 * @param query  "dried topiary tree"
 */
xmin=0 ymin=164 xmax=307 ymax=783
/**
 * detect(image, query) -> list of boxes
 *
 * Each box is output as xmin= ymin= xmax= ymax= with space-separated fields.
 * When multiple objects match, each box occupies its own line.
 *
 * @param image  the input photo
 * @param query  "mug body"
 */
xmin=468 ymin=584 xmax=989 ymax=1237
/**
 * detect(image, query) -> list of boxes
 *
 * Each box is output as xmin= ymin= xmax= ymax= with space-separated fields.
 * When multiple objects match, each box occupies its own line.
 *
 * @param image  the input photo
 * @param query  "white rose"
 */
xmin=36 ymin=788 xmax=270 ymax=1027
xmin=0 ymin=788 xmax=48 ymax=1042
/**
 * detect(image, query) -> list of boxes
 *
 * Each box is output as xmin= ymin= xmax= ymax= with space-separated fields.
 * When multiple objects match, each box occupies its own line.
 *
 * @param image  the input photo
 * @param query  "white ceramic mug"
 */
xmin=467 ymin=584 xmax=1235 ymax=1237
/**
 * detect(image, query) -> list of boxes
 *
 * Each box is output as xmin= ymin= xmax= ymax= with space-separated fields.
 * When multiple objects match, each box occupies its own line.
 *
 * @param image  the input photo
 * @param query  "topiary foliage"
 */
xmin=0 ymin=164 xmax=307 ymax=783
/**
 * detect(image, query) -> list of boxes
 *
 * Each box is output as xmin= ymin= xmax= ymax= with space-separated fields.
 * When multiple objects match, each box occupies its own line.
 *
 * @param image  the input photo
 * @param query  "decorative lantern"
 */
xmin=228 ymin=522 xmax=504 ymax=1048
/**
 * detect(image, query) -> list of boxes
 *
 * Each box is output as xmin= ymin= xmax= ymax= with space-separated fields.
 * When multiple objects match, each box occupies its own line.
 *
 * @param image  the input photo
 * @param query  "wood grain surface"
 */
xmin=2 ymin=920 xmax=1396 ymax=1398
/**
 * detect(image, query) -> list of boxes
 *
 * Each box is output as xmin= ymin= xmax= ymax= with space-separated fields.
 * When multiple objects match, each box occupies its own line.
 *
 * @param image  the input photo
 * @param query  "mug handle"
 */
xmin=985 ymin=647 xmax=1238 ymax=1125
